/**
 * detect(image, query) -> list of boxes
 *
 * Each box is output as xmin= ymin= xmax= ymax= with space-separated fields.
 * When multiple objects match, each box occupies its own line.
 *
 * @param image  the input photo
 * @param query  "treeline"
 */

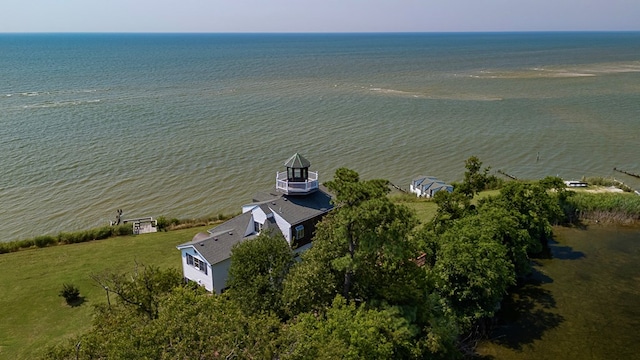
xmin=44 ymin=157 xmax=569 ymax=359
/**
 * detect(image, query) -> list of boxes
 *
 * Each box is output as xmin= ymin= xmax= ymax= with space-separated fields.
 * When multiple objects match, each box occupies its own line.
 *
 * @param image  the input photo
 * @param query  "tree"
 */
xmin=152 ymin=288 xmax=282 ymax=359
xmin=483 ymin=179 xmax=564 ymax=245
xmin=428 ymin=218 xmax=516 ymax=330
xmin=429 ymin=189 xmax=472 ymax=233
xmin=226 ymin=231 xmax=295 ymax=317
xmin=281 ymin=296 xmax=419 ymax=360
xmin=473 ymin=204 xmax=536 ymax=277
xmin=283 ymin=168 xmax=420 ymax=313
xmin=458 ymin=156 xmax=491 ymax=198
xmin=90 ymin=263 xmax=183 ymax=319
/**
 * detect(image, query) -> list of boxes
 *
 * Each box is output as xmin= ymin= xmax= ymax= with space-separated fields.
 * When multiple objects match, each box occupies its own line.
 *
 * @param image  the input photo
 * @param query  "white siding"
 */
xmin=251 ymin=207 xmax=268 ymax=225
xmin=270 ymin=209 xmax=292 ymax=245
xmin=409 ymin=184 xmax=422 ymax=197
xmin=242 ymin=204 xmax=258 ymax=214
xmin=180 ymin=247 xmax=214 ymax=292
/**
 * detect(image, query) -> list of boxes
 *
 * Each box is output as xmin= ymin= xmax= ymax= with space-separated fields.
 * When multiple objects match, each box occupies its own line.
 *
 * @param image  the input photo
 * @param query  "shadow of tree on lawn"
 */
xmin=66 ymin=296 xmax=87 ymax=308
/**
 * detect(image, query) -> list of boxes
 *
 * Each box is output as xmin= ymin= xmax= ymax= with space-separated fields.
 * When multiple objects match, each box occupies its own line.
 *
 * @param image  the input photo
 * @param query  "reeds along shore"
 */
xmin=0 ymin=213 xmax=238 ymax=255
xmin=563 ymin=192 xmax=640 ymax=225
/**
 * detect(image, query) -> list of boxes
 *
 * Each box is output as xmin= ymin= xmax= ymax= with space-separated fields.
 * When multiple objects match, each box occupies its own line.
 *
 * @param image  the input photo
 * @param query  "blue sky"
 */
xmin=2 ymin=0 xmax=639 ymax=33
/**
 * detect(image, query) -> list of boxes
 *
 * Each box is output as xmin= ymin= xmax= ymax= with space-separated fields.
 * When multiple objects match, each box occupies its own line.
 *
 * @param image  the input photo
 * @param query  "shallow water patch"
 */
xmin=477 ymin=226 xmax=640 ymax=359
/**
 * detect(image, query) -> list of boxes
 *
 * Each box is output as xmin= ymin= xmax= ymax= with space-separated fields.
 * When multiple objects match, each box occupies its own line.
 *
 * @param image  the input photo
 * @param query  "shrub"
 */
xmin=59 ymin=283 xmax=80 ymax=305
xmin=156 ymin=216 xmax=169 ymax=231
xmin=113 ymin=223 xmax=133 ymax=236
xmin=93 ymin=226 xmax=113 ymax=240
xmin=0 ymin=244 xmax=9 ymax=254
xmin=34 ymin=235 xmax=57 ymax=248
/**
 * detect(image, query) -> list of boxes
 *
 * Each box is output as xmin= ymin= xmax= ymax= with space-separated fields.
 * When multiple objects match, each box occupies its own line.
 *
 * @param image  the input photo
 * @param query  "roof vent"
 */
xmin=199 ymin=242 xmax=205 ymax=246
xmin=228 ymin=231 xmax=233 ymax=236
xmin=214 ymin=238 xmax=218 ymax=241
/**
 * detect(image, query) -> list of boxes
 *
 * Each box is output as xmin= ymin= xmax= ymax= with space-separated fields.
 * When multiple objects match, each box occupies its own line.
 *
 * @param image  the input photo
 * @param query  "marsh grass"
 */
xmin=583 ymin=176 xmax=634 ymax=192
xmin=565 ymin=192 xmax=640 ymax=224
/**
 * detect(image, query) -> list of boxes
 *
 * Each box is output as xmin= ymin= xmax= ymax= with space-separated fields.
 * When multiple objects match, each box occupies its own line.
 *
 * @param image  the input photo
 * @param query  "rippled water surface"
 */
xmin=1 ymin=33 xmax=639 ymax=241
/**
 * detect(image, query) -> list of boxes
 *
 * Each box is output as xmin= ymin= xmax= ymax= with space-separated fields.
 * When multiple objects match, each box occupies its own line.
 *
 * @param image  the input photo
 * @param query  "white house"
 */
xmin=410 ymin=176 xmax=453 ymax=198
xmin=177 ymin=153 xmax=333 ymax=293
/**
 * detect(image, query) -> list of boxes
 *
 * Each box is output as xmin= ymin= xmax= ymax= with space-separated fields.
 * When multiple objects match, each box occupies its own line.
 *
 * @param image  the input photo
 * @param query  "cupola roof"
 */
xmin=284 ymin=153 xmax=311 ymax=169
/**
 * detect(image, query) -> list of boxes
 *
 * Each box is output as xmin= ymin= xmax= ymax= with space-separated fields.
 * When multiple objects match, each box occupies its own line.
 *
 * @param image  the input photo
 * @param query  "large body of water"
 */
xmin=1 ymin=33 xmax=639 ymax=242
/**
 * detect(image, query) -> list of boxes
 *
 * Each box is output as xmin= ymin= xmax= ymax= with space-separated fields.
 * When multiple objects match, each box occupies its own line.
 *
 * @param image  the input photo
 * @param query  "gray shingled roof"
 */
xmin=177 ymin=212 xmax=255 ymax=265
xmin=284 ymin=153 xmax=311 ymax=169
xmin=245 ymin=188 xmax=333 ymax=225
xmin=177 ymin=188 xmax=333 ymax=266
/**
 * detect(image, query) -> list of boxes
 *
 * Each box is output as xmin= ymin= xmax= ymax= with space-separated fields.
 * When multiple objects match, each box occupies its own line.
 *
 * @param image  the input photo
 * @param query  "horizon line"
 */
xmin=2 ymin=30 xmax=640 ymax=35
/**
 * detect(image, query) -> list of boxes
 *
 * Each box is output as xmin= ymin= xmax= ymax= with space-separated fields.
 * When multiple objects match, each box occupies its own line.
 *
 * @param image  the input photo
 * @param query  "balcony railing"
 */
xmin=276 ymin=171 xmax=319 ymax=195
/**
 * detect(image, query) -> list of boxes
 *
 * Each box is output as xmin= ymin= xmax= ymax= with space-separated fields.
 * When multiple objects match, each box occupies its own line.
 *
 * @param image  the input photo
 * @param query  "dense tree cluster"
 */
xmin=46 ymin=158 xmax=566 ymax=359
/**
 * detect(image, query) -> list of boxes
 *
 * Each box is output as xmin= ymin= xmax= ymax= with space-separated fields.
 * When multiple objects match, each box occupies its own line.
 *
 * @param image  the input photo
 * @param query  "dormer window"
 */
xmin=254 ymin=221 xmax=263 ymax=233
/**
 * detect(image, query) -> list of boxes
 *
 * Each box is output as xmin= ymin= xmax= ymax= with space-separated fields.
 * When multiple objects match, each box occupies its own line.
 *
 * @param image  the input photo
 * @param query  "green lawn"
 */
xmin=391 ymin=190 xmax=500 ymax=224
xmin=0 ymin=226 xmax=207 ymax=360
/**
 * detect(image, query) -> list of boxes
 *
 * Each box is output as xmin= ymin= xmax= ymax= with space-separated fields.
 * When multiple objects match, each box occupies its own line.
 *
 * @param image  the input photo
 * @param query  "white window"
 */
xmin=194 ymin=258 xmax=208 ymax=275
xmin=186 ymin=253 xmax=207 ymax=275
xmin=295 ymin=225 xmax=304 ymax=240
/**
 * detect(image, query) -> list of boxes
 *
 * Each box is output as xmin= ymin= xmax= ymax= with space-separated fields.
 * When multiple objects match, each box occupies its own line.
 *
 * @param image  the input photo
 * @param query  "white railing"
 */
xmin=276 ymin=171 xmax=319 ymax=194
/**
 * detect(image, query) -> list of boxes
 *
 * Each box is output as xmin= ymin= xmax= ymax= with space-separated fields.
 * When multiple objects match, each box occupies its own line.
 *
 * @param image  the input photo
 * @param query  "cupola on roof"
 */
xmin=284 ymin=153 xmax=311 ymax=169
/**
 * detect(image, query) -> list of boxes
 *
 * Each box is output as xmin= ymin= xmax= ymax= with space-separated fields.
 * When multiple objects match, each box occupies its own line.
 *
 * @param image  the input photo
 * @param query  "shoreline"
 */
xmin=2 ymin=190 xmax=639 ymax=254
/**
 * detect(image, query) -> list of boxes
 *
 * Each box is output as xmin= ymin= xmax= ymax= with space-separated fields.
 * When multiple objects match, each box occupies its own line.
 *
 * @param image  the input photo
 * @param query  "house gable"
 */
xmin=177 ymin=246 xmax=214 ymax=292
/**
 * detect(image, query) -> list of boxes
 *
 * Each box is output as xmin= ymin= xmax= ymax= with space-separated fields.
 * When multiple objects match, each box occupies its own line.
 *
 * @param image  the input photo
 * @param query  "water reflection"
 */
xmin=477 ymin=226 xmax=640 ymax=359
xmin=487 ymin=268 xmax=564 ymax=353
xmin=547 ymin=238 xmax=586 ymax=260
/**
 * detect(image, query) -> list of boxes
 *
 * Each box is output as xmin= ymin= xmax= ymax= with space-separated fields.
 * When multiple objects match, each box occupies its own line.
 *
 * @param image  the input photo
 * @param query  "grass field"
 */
xmin=0 ymin=226 xmax=207 ymax=360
